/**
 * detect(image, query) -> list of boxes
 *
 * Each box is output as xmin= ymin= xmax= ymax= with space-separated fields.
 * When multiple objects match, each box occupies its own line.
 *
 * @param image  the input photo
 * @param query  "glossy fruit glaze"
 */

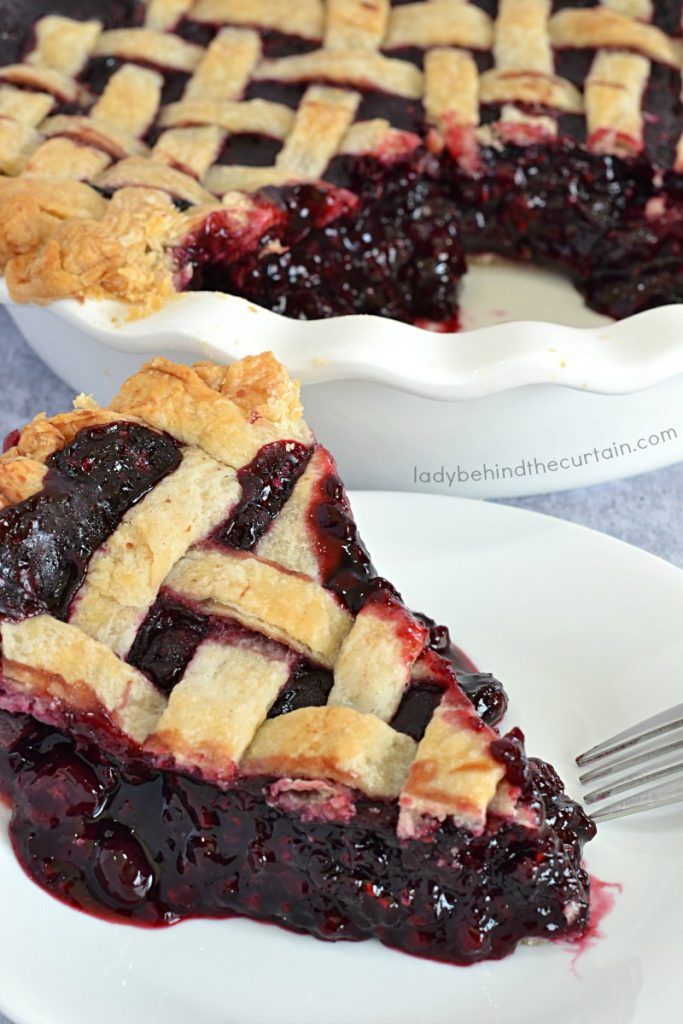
xmin=211 ymin=441 xmax=313 ymax=550
xmin=0 ymin=709 xmax=595 ymax=963
xmin=5 ymin=1 xmax=682 ymax=326
xmin=0 ymin=423 xmax=180 ymax=621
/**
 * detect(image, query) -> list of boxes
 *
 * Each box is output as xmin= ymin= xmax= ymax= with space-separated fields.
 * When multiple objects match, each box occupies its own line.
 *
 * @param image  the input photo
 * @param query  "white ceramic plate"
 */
xmin=4 ymin=266 xmax=683 ymax=498
xmin=2 ymin=495 xmax=683 ymax=1024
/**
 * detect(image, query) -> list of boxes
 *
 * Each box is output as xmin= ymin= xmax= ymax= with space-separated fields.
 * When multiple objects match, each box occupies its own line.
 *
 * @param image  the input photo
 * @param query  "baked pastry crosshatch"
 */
xmin=0 ymin=0 xmax=681 ymax=994
xmin=0 ymin=0 xmax=681 ymax=324
xmin=0 ymin=354 xmax=595 ymax=962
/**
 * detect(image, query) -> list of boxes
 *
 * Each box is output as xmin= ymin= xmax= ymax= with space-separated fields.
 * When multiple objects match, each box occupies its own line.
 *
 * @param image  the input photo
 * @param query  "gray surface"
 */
xmin=0 ymin=311 xmax=681 ymax=1024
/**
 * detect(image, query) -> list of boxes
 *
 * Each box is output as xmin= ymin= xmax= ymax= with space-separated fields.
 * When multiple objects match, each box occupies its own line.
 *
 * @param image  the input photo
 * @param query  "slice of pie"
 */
xmin=0 ymin=353 xmax=594 ymax=964
xmin=0 ymin=2 xmax=682 ymax=326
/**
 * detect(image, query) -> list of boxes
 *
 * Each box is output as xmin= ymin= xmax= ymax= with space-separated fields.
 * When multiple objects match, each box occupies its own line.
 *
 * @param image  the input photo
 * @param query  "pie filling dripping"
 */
xmin=0 ymin=708 xmax=595 ymax=964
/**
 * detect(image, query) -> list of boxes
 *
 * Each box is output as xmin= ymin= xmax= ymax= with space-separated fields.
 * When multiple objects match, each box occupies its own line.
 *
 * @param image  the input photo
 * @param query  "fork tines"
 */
xmin=576 ymin=702 xmax=683 ymax=822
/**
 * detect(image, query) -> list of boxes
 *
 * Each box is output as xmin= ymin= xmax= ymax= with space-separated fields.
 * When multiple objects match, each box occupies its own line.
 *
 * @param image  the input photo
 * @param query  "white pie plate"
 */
xmin=3 ymin=264 xmax=683 ymax=499
xmin=1 ymin=493 xmax=682 ymax=1024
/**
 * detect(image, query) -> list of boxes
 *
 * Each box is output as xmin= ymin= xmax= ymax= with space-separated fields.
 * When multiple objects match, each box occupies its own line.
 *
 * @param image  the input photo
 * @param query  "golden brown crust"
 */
xmin=0 ymin=177 xmax=106 ymax=273
xmin=165 ymin=547 xmax=353 ymax=666
xmin=0 ymin=406 xmax=127 ymax=465
xmin=70 ymin=447 xmax=240 ymax=655
xmin=112 ymin=355 xmax=311 ymax=466
xmin=0 ymin=353 xmax=512 ymax=830
xmin=1 ymin=616 xmax=166 ymax=744
xmin=149 ymin=641 xmax=293 ymax=777
xmin=1 ymin=183 xmax=180 ymax=309
xmin=193 ymin=352 xmax=307 ymax=433
xmin=0 ymin=3 xmax=677 ymax=308
xmin=0 ymin=458 xmax=48 ymax=511
xmin=399 ymin=692 xmax=505 ymax=836
xmin=242 ymin=706 xmax=417 ymax=799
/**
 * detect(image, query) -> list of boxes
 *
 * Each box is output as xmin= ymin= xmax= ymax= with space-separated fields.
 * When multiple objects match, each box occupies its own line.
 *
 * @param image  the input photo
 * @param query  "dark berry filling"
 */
xmin=0 ymin=708 xmax=595 ymax=964
xmin=126 ymin=595 xmax=210 ymax=694
xmin=2 ymin=429 xmax=20 ymax=454
xmin=267 ymin=660 xmax=334 ymax=717
xmin=192 ymin=156 xmax=464 ymax=327
xmin=457 ymin=671 xmax=508 ymax=726
xmin=212 ymin=441 xmax=313 ymax=551
xmin=0 ymin=1 xmax=145 ymax=66
xmin=216 ymin=132 xmax=284 ymax=168
xmin=0 ymin=423 xmax=180 ymax=621
xmin=390 ymin=682 xmax=445 ymax=740
xmin=306 ymin=464 xmax=402 ymax=615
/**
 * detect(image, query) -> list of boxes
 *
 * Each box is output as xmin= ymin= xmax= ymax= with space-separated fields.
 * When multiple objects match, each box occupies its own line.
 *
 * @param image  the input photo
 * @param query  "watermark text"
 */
xmin=413 ymin=427 xmax=679 ymax=486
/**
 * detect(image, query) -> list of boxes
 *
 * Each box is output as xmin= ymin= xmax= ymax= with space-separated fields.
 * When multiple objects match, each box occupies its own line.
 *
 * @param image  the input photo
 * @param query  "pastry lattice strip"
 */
xmin=0 ymin=355 xmax=514 ymax=835
xmin=0 ymin=1 xmax=681 ymax=188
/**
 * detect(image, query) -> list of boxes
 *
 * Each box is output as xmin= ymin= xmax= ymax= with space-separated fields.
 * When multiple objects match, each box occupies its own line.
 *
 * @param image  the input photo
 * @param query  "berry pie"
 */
xmin=0 ymin=0 xmax=682 ymax=326
xmin=0 ymin=353 xmax=595 ymax=964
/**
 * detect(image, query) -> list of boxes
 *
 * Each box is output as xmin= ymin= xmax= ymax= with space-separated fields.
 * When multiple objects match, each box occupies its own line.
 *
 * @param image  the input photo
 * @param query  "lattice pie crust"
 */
xmin=0 ymin=353 xmax=528 ymax=838
xmin=0 ymin=0 xmax=681 ymax=311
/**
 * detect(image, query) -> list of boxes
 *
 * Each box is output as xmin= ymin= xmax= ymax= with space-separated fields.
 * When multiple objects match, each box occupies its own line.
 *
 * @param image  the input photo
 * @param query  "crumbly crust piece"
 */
xmin=0 ymin=178 xmax=106 ymax=271
xmin=242 ymin=705 xmax=418 ymax=798
xmin=112 ymin=356 xmax=311 ymax=465
xmin=0 ymin=459 xmax=48 ymax=512
xmin=1 ymin=185 xmax=182 ymax=309
xmin=0 ymin=405 xmax=129 ymax=465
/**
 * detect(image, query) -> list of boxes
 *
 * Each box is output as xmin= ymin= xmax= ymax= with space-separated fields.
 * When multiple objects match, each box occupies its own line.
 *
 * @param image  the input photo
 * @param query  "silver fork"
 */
xmin=576 ymin=702 xmax=683 ymax=822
